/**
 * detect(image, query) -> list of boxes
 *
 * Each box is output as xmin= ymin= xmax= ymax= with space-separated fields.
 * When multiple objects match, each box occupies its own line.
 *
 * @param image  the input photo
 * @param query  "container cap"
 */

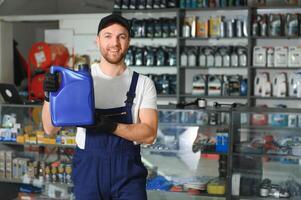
xmin=78 ymin=64 xmax=90 ymax=71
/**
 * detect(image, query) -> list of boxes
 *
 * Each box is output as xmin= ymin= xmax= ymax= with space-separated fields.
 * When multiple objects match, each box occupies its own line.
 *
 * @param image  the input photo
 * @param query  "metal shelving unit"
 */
xmin=249 ymin=5 xmax=301 ymax=107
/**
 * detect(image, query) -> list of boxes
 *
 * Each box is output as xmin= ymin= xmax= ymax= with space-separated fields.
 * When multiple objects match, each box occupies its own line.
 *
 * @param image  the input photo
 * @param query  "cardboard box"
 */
xmin=0 ymin=151 xmax=5 ymax=178
xmin=183 ymin=16 xmax=196 ymax=37
xmin=209 ymin=16 xmax=221 ymax=38
xmin=196 ymin=17 xmax=208 ymax=38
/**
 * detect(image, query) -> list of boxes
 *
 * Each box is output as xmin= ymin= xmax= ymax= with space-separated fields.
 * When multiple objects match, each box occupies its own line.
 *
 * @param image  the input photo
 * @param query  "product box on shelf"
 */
xmin=208 ymin=75 xmax=222 ymax=96
xmin=274 ymin=46 xmax=288 ymax=67
xmin=192 ymin=74 xmax=206 ymax=95
xmin=269 ymin=112 xmax=289 ymax=127
xmin=272 ymin=72 xmax=287 ymax=97
xmin=209 ymin=16 xmax=221 ymax=38
xmin=0 ymin=150 xmax=5 ymax=178
xmin=196 ymin=17 xmax=209 ymax=38
xmin=288 ymin=46 xmax=301 ymax=67
xmin=5 ymin=151 xmax=15 ymax=179
xmin=290 ymin=72 xmax=301 ymax=97
xmin=254 ymin=72 xmax=271 ymax=97
xmin=253 ymin=46 xmax=267 ymax=67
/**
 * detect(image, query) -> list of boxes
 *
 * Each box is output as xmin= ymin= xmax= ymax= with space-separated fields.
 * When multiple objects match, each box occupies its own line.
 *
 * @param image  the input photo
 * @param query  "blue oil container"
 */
xmin=49 ymin=65 xmax=95 ymax=126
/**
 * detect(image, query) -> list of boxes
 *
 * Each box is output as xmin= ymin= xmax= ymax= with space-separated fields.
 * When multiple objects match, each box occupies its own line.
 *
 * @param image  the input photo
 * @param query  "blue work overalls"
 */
xmin=72 ymin=72 xmax=148 ymax=200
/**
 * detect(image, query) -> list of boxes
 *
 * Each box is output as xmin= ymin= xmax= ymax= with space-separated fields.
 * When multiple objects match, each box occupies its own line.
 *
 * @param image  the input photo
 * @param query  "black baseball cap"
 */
xmin=97 ymin=13 xmax=131 ymax=35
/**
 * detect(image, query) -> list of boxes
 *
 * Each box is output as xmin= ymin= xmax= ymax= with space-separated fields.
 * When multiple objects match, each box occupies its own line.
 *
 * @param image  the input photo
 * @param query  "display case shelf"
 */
xmin=0 ymin=178 xmax=73 ymax=187
xmin=239 ymin=126 xmax=301 ymax=132
xmin=250 ymin=96 xmax=301 ymax=100
xmin=148 ymin=190 xmax=226 ymax=200
xmin=0 ymin=141 xmax=76 ymax=148
xmin=233 ymin=152 xmax=301 ymax=159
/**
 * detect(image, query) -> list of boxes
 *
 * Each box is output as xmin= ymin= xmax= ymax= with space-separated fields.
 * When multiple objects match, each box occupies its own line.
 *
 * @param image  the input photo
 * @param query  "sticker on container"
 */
xmin=34 ymin=51 xmax=46 ymax=66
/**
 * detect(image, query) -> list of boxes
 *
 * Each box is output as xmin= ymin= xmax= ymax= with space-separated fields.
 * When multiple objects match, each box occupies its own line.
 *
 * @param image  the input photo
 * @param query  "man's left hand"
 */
xmin=83 ymin=114 xmax=118 ymax=133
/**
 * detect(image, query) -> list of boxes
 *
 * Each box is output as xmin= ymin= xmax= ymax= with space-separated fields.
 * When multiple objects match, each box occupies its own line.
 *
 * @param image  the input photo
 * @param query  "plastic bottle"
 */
xmin=49 ymin=65 xmax=95 ymax=126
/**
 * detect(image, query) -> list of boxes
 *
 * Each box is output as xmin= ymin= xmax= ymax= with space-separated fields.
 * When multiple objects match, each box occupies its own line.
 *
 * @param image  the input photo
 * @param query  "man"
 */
xmin=42 ymin=13 xmax=158 ymax=200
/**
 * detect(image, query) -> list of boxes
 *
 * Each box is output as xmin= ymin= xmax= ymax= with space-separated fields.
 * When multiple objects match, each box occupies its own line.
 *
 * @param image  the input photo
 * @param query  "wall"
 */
xmin=0 ymin=0 xmax=111 ymax=85
xmin=0 ymin=0 xmax=113 ymax=15
xmin=0 ymin=22 xmax=13 ymax=83
xmin=13 ymin=21 xmax=58 ymax=61
xmin=56 ymin=0 xmax=113 ymax=14
xmin=0 ymin=0 xmax=57 ymax=15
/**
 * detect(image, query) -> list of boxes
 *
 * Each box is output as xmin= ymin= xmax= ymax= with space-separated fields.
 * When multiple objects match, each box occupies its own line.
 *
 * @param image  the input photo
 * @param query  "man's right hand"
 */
xmin=43 ymin=72 xmax=59 ymax=101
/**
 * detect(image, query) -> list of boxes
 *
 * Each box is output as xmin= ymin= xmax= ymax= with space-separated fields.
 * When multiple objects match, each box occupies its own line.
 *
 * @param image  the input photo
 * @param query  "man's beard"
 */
xmin=102 ymin=51 xmax=126 ymax=64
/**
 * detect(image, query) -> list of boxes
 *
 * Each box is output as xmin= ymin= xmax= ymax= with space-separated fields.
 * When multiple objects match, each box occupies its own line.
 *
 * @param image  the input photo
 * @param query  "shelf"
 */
xmin=251 ymin=5 xmax=301 ymax=10
xmin=252 ymin=66 xmax=301 ymax=70
xmin=113 ymin=8 xmax=179 ymax=13
xmin=132 ymin=37 xmax=177 ymax=40
xmin=142 ymin=148 xmax=179 ymax=155
xmin=232 ymin=106 xmax=301 ymax=113
xmin=0 ymin=178 xmax=73 ymax=187
xmin=158 ymin=105 xmax=232 ymax=112
xmin=250 ymin=96 xmax=301 ymax=100
xmin=180 ymin=37 xmax=248 ymax=41
xmin=142 ymin=148 xmax=228 ymax=157
xmin=159 ymin=122 xmax=229 ymax=129
xmin=180 ymin=6 xmax=248 ymax=11
xmin=158 ymin=94 xmax=177 ymax=98
xmin=233 ymin=152 xmax=301 ymax=159
xmin=180 ymin=94 xmax=247 ymax=99
xmin=238 ymin=125 xmax=301 ymax=132
xmin=232 ymin=195 xmax=281 ymax=200
xmin=180 ymin=66 xmax=248 ymax=69
xmin=129 ymin=66 xmax=177 ymax=74
xmin=251 ymin=36 xmax=301 ymax=39
xmin=0 ymin=103 xmax=42 ymax=107
xmin=130 ymin=37 xmax=177 ymax=46
xmin=0 ymin=141 xmax=76 ymax=148
xmin=147 ymin=190 xmax=226 ymax=200
xmin=0 ymin=178 xmax=23 ymax=184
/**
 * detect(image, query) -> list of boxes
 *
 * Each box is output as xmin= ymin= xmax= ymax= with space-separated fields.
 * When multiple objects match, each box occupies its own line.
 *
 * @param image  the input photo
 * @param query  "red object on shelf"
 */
xmin=28 ymin=42 xmax=69 ymax=70
xmin=170 ymin=185 xmax=184 ymax=192
xmin=201 ymin=153 xmax=220 ymax=160
xmin=27 ymin=42 xmax=69 ymax=101
xmin=187 ymin=188 xmax=201 ymax=195
xmin=29 ymin=73 xmax=45 ymax=100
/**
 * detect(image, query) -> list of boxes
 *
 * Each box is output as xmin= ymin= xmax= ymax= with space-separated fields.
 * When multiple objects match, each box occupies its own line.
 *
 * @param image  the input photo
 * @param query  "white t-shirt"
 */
xmin=76 ymin=63 xmax=157 ymax=149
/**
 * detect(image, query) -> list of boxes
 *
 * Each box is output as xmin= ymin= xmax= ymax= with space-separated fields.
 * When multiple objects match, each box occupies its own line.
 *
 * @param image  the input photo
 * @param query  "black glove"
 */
xmin=43 ymin=72 xmax=59 ymax=102
xmin=83 ymin=114 xmax=118 ymax=133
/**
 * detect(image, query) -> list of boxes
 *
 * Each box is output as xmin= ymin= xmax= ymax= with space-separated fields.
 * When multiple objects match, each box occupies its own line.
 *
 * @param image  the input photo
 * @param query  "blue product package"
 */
xmin=146 ymin=176 xmax=173 ymax=191
xmin=270 ymin=113 xmax=288 ymax=127
xmin=49 ymin=65 xmax=95 ymax=126
xmin=216 ymin=133 xmax=228 ymax=153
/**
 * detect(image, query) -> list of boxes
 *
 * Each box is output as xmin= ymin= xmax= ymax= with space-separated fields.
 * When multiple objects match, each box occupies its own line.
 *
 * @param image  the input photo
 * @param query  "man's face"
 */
xmin=96 ymin=23 xmax=130 ymax=65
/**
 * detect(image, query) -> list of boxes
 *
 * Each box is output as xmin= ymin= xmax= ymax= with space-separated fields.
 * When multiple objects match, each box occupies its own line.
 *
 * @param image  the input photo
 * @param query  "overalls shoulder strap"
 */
xmin=124 ymin=71 xmax=139 ymax=106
